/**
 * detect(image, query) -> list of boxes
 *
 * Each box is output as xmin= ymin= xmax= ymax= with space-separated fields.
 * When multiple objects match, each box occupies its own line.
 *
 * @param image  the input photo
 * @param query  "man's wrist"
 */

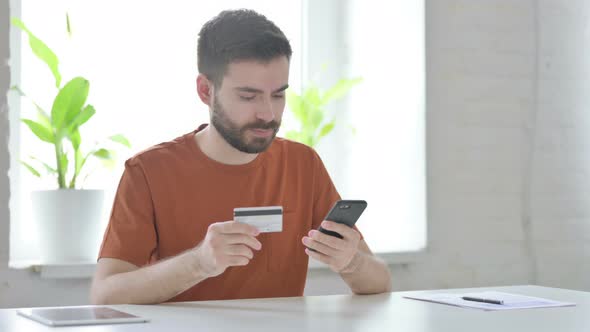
xmin=187 ymin=247 xmax=213 ymax=279
xmin=338 ymin=250 xmax=365 ymax=275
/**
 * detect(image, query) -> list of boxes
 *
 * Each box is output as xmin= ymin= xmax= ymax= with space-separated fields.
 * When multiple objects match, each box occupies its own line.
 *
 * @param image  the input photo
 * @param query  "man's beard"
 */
xmin=210 ymin=97 xmax=280 ymax=154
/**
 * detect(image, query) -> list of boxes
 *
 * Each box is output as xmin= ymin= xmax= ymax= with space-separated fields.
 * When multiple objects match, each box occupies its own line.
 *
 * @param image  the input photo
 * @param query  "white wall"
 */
xmin=1 ymin=0 xmax=590 ymax=307
xmin=531 ymin=0 xmax=590 ymax=288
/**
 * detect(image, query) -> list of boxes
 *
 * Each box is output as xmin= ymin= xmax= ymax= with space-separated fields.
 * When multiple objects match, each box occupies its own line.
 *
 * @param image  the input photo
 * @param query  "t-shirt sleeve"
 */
xmin=98 ymin=158 xmax=158 ymax=267
xmin=311 ymin=149 xmax=341 ymax=230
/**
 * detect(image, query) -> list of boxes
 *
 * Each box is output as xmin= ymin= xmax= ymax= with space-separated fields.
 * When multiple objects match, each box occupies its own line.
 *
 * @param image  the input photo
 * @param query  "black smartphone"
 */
xmin=318 ymin=200 xmax=367 ymax=239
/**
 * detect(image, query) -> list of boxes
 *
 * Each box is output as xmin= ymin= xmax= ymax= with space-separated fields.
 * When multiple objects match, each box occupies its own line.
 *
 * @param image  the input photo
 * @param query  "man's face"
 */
xmin=210 ymin=56 xmax=289 ymax=154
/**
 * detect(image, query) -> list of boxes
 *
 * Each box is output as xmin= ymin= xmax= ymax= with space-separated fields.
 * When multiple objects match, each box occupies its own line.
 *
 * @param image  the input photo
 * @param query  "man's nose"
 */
xmin=256 ymin=99 xmax=275 ymax=122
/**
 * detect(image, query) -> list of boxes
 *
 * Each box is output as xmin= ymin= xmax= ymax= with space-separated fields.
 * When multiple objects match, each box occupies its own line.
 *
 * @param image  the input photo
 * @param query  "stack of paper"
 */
xmin=403 ymin=291 xmax=576 ymax=311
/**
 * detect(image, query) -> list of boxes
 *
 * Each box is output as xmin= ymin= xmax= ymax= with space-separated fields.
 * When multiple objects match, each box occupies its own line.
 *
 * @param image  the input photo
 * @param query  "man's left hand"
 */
xmin=302 ymin=220 xmax=362 ymax=273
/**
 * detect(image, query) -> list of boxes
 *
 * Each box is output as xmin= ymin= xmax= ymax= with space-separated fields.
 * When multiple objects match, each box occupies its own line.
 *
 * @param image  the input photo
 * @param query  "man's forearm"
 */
xmin=340 ymin=252 xmax=392 ymax=294
xmin=92 ymin=250 xmax=209 ymax=305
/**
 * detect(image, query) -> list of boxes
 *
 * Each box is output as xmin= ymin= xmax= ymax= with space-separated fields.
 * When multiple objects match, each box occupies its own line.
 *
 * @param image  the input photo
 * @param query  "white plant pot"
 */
xmin=31 ymin=189 xmax=105 ymax=264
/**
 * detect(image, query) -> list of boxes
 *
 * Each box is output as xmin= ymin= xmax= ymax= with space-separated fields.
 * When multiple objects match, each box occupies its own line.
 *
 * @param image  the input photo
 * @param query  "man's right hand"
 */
xmin=91 ymin=221 xmax=261 ymax=305
xmin=192 ymin=221 xmax=262 ymax=278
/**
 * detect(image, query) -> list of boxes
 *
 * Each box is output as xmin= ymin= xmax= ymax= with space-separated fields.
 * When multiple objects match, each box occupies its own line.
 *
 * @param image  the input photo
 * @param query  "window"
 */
xmin=9 ymin=0 xmax=303 ymax=263
xmin=9 ymin=0 xmax=424 ymax=264
xmin=305 ymin=0 xmax=426 ymax=253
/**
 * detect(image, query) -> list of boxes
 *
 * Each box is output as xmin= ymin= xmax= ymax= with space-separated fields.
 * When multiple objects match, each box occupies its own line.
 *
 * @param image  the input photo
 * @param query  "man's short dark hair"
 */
xmin=197 ymin=9 xmax=293 ymax=87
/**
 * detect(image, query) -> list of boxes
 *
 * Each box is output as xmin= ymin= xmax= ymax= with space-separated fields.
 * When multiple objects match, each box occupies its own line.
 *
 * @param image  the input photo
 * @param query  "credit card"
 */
xmin=233 ymin=206 xmax=283 ymax=233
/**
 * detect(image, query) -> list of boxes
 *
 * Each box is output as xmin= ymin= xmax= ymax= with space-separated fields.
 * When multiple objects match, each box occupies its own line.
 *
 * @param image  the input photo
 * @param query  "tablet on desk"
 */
xmin=17 ymin=306 xmax=149 ymax=327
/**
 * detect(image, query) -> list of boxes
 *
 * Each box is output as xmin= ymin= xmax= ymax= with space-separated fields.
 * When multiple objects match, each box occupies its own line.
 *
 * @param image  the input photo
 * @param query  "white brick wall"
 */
xmin=1 ymin=0 xmax=589 ymax=306
xmin=393 ymin=0 xmax=590 ymax=292
xmin=531 ymin=0 xmax=590 ymax=290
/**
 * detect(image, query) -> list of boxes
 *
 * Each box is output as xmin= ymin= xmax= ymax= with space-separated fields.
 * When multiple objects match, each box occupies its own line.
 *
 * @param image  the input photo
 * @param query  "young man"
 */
xmin=91 ymin=9 xmax=391 ymax=305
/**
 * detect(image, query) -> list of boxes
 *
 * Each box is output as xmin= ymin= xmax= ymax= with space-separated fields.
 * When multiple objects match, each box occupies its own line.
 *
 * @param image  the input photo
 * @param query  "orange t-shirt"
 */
xmin=98 ymin=124 xmax=341 ymax=302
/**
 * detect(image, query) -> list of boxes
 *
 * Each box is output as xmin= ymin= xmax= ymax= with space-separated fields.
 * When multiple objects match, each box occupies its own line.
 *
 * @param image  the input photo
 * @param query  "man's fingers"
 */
xmin=225 ymin=234 xmax=262 ymax=250
xmin=309 ymin=229 xmax=346 ymax=250
xmin=302 ymin=237 xmax=338 ymax=257
xmin=305 ymin=248 xmax=331 ymax=265
xmin=211 ymin=221 xmax=260 ymax=236
xmin=227 ymin=256 xmax=250 ymax=266
xmin=321 ymin=221 xmax=359 ymax=240
xmin=225 ymin=244 xmax=254 ymax=259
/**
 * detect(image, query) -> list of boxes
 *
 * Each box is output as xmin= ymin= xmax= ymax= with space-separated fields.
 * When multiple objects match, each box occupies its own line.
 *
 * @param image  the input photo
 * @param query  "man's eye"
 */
xmin=273 ymin=94 xmax=285 ymax=99
xmin=239 ymin=95 xmax=256 ymax=101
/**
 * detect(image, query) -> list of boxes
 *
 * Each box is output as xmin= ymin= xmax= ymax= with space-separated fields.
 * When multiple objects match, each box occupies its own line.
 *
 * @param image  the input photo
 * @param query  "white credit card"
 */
xmin=234 ymin=206 xmax=283 ymax=233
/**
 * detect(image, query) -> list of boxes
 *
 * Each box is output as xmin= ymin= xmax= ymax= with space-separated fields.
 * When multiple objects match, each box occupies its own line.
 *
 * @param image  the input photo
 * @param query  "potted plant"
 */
xmin=285 ymin=77 xmax=362 ymax=147
xmin=11 ymin=16 xmax=130 ymax=264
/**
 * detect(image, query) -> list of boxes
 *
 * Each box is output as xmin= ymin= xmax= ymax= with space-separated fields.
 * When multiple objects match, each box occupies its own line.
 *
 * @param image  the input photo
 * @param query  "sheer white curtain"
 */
xmin=339 ymin=0 xmax=426 ymax=253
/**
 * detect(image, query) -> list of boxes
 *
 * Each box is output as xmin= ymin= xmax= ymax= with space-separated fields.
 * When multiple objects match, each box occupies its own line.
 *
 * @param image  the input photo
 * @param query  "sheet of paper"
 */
xmin=403 ymin=291 xmax=576 ymax=311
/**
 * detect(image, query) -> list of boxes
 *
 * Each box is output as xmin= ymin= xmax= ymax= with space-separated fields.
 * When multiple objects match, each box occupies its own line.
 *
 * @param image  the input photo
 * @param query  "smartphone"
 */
xmin=318 ymin=200 xmax=367 ymax=239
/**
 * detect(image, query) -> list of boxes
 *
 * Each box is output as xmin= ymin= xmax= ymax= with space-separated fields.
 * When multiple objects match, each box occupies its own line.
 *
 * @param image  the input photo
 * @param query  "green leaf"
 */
xmin=11 ymin=17 xmax=61 ymax=88
xmin=69 ymin=147 xmax=83 ymax=189
xmin=51 ymin=77 xmax=89 ymax=134
xmin=21 ymin=119 xmax=54 ymax=143
xmin=29 ymin=156 xmax=57 ymax=174
xmin=11 ymin=85 xmax=52 ymax=128
xmin=287 ymin=77 xmax=361 ymax=148
xmin=286 ymin=90 xmax=306 ymax=123
xmin=66 ymin=13 xmax=72 ymax=38
xmin=70 ymin=128 xmax=81 ymax=150
xmin=36 ymin=108 xmax=52 ymax=130
xmin=308 ymin=107 xmax=324 ymax=131
xmin=69 ymin=129 xmax=83 ymax=185
xmin=318 ymin=122 xmax=335 ymax=140
xmin=74 ymin=147 xmax=83 ymax=174
xmin=10 ymin=85 xmax=24 ymax=96
xmin=68 ymin=104 xmax=95 ymax=134
xmin=20 ymin=160 xmax=41 ymax=177
xmin=322 ymin=77 xmax=363 ymax=104
xmin=54 ymin=143 xmax=68 ymax=188
xmin=59 ymin=152 xmax=69 ymax=184
xmin=303 ymin=86 xmax=321 ymax=107
xmin=93 ymin=149 xmax=117 ymax=169
xmin=109 ymin=134 xmax=131 ymax=148
xmin=93 ymin=148 xmax=113 ymax=159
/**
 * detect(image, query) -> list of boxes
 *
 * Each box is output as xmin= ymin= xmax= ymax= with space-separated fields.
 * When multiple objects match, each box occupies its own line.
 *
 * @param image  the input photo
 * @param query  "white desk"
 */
xmin=0 ymin=285 xmax=588 ymax=331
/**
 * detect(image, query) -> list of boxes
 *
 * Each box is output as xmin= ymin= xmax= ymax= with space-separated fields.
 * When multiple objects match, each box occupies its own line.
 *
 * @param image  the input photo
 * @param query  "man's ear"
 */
xmin=197 ymin=74 xmax=214 ymax=106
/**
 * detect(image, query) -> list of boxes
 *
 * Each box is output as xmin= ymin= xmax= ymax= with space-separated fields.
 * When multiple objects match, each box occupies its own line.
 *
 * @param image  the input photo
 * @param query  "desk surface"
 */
xmin=0 ymin=285 xmax=588 ymax=331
